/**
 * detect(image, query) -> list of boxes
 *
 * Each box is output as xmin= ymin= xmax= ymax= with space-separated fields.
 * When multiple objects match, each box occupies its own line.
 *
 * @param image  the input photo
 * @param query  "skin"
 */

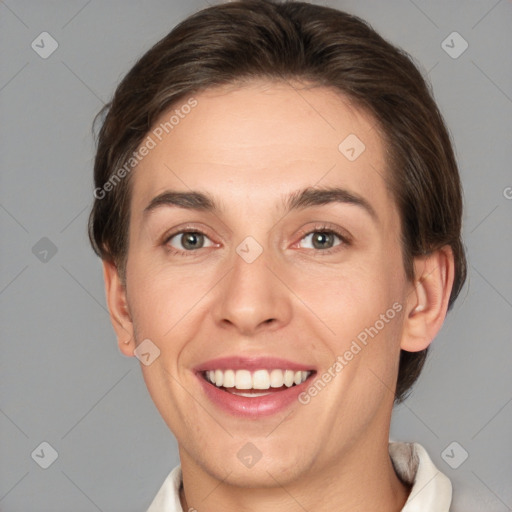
xmin=103 ymin=80 xmax=454 ymax=512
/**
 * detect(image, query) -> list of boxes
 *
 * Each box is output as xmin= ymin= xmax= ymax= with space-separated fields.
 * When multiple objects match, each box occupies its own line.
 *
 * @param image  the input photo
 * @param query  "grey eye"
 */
xmin=168 ymin=231 xmax=213 ymax=251
xmin=300 ymin=231 xmax=341 ymax=250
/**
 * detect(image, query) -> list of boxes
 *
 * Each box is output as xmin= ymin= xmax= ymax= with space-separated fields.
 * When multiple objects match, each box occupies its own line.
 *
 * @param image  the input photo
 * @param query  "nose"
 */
xmin=212 ymin=237 xmax=293 ymax=335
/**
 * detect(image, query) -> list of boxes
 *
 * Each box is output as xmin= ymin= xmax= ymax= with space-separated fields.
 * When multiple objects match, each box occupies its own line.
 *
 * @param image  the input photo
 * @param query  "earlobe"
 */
xmin=401 ymin=246 xmax=455 ymax=352
xmin=102 ymin=260 xmax=135 ymax=357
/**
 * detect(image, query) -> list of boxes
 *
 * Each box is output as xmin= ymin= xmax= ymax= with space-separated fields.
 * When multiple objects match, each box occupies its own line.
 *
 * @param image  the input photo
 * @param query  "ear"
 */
xmin=102 ymin=260 xmax=135 ymax=357
xmin=400 ymin=245 xmax=455 ymax=352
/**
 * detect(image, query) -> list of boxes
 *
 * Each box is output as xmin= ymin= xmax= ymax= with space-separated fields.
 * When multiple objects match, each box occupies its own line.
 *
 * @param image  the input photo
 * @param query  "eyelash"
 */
xmin=163 ymin=223 xmax=351 ymax=257
xmin=296 ymin=224 xmax=351 ymax=255
xmin=163 ymin=227 xmax=214 ymax=257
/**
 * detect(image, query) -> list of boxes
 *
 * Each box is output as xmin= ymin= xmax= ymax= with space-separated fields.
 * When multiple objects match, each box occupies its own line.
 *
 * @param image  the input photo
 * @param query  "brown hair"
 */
xmin=88 ymin=0 xmax=466 ymax=403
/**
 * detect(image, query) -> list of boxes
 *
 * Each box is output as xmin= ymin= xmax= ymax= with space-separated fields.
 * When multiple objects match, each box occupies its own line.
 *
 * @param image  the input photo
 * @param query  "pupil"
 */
xmin=183 ymin=232 xmax=202 ymax=250
xmin=313 ymin=232 xmax=332 ymax=249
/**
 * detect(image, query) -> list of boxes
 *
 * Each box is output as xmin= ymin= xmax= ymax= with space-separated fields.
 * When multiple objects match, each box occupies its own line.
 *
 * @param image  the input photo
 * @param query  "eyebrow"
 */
xmin=143 ymin=186 xmax=377 ymax=222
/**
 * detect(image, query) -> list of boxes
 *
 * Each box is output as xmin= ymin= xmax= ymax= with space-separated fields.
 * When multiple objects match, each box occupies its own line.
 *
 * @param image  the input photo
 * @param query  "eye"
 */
xmin=165 ymin=230 xmax=215 ymax=255
xmin=162 ymin=225 xmax=350 ymax=256
xmin=297 ymin=225 xmax=350 ymax=254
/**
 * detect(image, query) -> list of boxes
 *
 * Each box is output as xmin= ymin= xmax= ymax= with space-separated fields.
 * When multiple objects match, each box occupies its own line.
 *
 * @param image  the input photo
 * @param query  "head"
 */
xmin=88 ymin=0 xmax=466 ymax=487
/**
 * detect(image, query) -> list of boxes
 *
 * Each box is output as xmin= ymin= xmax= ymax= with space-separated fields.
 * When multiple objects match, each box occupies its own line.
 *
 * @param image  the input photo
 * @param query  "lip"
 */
xmin=193 ymin=356 xmax=316 ymax=418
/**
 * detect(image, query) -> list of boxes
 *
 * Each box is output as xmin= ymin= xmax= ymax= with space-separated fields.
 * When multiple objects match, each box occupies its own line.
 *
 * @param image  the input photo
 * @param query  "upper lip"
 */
xmin=193 ymin=356 xmax=316 ymax=373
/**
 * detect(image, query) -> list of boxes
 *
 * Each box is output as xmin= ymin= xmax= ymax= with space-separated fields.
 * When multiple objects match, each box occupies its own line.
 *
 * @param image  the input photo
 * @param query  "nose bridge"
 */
xmin=213 ymin=232 xmax=291 ymax=332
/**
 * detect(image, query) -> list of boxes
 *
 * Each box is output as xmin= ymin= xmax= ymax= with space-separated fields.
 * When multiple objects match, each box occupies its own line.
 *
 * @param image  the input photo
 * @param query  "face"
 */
xmin=118 ymin=81 xmax=414 ymax=486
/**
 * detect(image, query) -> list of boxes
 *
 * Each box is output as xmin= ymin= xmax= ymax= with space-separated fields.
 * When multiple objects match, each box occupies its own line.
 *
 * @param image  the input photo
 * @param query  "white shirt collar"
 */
xmin=146 ymin=442 xmax=452 ymax=512
xmin=389 ymin=442 xmax=452 ymax=511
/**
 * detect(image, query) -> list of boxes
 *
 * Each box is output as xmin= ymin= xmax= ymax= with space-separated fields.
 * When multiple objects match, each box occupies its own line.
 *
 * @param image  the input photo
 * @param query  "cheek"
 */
xmin=296 ymin=250 xmax=403 ymax=335
xmin=294 ymin=250 xmax=406 ymax=401
xmin=126 ymin=254 xmax=216 ymax=357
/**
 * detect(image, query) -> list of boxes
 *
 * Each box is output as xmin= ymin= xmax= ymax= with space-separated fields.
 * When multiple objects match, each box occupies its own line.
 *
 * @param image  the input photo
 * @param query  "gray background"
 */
xmin=1 ymin=0 xmax=511 ymax=510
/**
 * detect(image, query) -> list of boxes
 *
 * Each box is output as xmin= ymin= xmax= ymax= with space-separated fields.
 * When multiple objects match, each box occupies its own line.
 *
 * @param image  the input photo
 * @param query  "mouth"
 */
xmin=194 ymin=359 xmax=317 ymax=417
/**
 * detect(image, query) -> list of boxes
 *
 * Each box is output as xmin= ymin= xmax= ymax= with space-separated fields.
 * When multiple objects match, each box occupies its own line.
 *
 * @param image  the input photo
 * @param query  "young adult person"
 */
xmin=88 ymin=1 xmax=466 ymax=510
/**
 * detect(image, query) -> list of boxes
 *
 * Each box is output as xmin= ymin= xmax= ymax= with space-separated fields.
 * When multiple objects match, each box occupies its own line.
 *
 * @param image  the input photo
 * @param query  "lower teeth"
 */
xmin=220 ymin=385 xmax=292 ymax=396
xmin=229 ymin=390 xmax=273 ymax=397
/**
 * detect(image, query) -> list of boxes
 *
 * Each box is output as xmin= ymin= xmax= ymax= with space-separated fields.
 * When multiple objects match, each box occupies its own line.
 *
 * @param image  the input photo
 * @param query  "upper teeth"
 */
xmin=204 ymin=369 xmax=311 ymax=389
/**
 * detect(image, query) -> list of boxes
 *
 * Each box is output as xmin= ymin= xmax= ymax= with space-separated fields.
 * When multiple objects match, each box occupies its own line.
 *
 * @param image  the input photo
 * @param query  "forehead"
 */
xmin=130 ymin=80 xmax=395 ymax=223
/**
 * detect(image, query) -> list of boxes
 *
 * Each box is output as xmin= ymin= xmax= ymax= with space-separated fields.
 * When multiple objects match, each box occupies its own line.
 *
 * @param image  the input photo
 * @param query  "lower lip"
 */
xmin=196 ymin=372 xmax=314 ymax=418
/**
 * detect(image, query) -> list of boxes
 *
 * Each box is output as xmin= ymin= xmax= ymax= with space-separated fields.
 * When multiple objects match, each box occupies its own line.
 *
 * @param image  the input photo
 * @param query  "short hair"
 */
xmin=88 ymin=0 xmax=467 ymax=403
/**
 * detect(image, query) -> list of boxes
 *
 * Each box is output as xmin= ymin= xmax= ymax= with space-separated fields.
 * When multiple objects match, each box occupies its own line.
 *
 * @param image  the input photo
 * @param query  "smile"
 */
xmin=193 ymin=357 xmax=317 ymax=417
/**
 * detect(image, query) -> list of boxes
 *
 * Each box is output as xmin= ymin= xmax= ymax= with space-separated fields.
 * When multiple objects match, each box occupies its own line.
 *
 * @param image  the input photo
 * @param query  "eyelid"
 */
xmin=289 ymin=228 xmax=350 ymax=257
xmin=295 ymin=222 xmax=353 ymax=245
xmin=162 ymin=225 xmax=210 ymax=244
xmin=162 ymin=222 xmax=352 ymax=256
xmin=162 ymin=224 xmax=218 ymax=255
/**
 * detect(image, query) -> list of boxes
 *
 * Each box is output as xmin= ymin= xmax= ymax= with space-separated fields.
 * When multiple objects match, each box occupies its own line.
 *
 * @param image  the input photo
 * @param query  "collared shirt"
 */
xmin=146 ymin=441 xmax=452 ymax=511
